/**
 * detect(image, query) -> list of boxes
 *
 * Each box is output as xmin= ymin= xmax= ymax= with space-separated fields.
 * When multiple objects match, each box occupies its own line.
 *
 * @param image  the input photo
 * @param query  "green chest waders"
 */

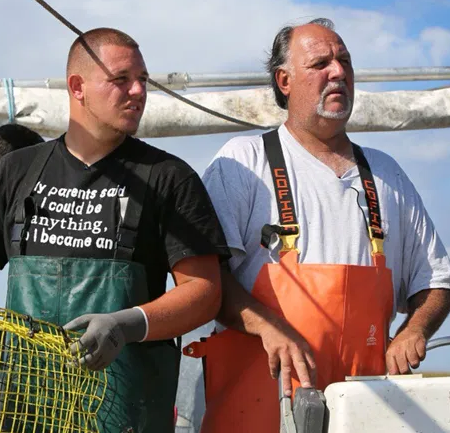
xmin=5 ymin=142 xmax=181 ymax=433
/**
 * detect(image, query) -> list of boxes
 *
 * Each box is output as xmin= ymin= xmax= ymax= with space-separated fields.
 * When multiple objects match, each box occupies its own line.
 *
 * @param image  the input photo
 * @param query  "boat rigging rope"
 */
xmin=33 ymin=0 xmax=270 ymax=131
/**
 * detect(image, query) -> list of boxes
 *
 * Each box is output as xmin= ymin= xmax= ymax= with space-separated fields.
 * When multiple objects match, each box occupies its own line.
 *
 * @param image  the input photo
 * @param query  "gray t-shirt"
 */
xmin=202 ymin=124 xmax=450 ymax=318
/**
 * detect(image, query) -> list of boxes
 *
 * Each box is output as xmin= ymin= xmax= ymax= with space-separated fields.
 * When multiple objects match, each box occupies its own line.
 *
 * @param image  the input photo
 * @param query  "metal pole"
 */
xmin=426 ymin=337 xmax=450 ymax=351
xmin=354 ymin=67 xmax=450 ymax=82
xmin=1 ymin=67 xmax=450 ymax=90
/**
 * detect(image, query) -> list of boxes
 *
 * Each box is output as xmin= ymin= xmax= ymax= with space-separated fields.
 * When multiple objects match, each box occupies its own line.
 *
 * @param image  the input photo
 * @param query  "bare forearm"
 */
xmin=217 ymin=268 xmax=281 ymax=336
xmin=140 ymin=280 xmax=221 ymax=341
xmin=397 ymin=288 xmax=450 ymax=339
xmin=217 ymin=268 xmax=316 ymax=390
xmin=63 ymin=255 xmax=221 ymax=369
xmin=387 ymin=288 xmax=450 ymax=374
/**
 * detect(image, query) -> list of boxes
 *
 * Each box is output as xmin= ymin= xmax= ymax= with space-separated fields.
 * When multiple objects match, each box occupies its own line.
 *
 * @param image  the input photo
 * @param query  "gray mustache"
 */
xmin=322 ymin=82 xmax=349 ymax=97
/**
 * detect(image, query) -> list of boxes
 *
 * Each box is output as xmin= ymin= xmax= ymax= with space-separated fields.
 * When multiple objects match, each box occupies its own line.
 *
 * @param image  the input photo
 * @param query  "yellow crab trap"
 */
xmin=0 ymin=308 xmax=107 ymax=433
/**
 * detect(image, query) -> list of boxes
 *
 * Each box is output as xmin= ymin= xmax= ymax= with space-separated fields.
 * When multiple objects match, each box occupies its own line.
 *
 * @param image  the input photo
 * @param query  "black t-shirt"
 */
xmin=0 ymin=135 xmax=230 ymax=301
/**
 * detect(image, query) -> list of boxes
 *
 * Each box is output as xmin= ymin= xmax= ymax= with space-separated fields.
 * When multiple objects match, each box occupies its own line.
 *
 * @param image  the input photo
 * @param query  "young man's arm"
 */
xmin=65 ymin=156 xmax=228 ymax=371
xmin=65 ymin=254 xmax=221 ymax=371
xmin=140 ymin=254 xmax=221 ymax=340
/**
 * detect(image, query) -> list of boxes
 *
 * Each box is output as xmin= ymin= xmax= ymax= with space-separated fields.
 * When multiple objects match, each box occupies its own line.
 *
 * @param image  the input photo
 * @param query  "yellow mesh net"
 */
xmin=0 ymin=308 xmax=107 ymax=433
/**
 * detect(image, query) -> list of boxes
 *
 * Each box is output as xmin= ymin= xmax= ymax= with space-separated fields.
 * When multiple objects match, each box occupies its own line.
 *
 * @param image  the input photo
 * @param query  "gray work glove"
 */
xmin=63 ymin=308 xmax=146 ymax=371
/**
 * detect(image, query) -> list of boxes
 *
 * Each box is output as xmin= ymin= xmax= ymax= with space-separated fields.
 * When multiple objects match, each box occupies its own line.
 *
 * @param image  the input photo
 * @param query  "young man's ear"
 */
xmin=67 ymin=74 xmax=85 ymax=101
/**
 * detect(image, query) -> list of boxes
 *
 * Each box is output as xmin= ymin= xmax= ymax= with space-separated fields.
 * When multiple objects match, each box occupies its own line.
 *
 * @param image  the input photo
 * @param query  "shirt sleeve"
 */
xmin=202 ymin=155 xmax=253 ymax=270
xmin=161 ymin=169 xmax=230 ymax=269
xmin=399 ymin=171 xmax=450 ymax=312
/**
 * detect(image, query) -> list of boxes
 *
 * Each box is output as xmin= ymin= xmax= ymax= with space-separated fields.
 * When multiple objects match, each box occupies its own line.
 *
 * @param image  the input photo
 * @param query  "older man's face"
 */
xmin=284 ymin=25 xmax=354 ymax=123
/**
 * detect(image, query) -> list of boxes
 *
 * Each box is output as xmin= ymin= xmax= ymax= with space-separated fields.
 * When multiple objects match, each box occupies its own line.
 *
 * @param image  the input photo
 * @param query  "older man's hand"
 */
xmin=259 ymin=317 xmax=316 ymax=396
xmin=386 ymin=326 xmax=427 ymax=375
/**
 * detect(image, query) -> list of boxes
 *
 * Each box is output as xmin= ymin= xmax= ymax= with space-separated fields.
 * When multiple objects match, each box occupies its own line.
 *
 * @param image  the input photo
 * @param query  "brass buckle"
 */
xmin=279 ymin=224 xmax=300 ymax=253
xmin=368 ymin=226 xmax=384 ymax=255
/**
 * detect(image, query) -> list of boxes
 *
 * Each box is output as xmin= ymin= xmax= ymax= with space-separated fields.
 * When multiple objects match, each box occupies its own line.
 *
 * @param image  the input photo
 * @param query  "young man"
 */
xmin=0 ymin=28 xmax=229 ymax=432
xmin=191 ymin=18 xmax=450 ymax=432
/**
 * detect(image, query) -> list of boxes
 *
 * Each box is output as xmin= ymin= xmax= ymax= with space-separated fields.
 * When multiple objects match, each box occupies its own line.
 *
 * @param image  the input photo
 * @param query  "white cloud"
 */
xmin=420 ymin=27 xmax=450 ymax=65
xmin=4 ymin=0 xmax=450 ymax=79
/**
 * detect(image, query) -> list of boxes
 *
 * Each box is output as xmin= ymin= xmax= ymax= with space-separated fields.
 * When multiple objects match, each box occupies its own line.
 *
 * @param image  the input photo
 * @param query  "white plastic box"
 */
xmin=325 ymin=376 xmax=450 ymax=433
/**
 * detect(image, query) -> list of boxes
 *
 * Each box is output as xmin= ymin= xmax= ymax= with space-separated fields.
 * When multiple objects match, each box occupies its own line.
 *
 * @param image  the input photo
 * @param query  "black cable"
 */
xmin=33 ymin=0 xmax=270 ymax=131
xmin=34 ymin=0 xmax=83 ymax=36
xmin=144 ymin=77 xmax=270 ymax=130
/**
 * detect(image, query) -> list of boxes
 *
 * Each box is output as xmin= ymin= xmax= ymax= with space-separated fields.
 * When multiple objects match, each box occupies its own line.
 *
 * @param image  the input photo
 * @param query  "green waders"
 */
xmin=4 ymin=142 xmax=181 ymax=433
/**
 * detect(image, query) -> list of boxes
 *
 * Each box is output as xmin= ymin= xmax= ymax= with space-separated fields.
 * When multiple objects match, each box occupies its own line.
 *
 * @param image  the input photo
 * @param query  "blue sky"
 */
xmin=295 ymin=0 xmax=450 ymax=32
xmin=336 ymin=0 xmax=450 ymax=32
xmin=1 ymin=0 xmax=450 ymax=377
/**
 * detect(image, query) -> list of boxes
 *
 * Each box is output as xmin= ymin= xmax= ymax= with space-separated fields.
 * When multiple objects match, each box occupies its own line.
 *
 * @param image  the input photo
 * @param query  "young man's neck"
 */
xmin=65 ymin=121 xmax=126 ymax=166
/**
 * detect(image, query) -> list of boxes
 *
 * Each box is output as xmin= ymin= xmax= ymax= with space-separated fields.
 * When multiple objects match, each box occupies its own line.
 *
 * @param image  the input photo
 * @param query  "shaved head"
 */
xmin=66 ymin=27 xmax=139 ymax=78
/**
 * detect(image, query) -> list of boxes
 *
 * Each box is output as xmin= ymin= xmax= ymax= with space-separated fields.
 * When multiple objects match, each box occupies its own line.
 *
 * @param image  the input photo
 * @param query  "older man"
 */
xmin=0 ymin=28 xmax=229 ymax=432
xmin=186 ymin=18 xmax=450 ymax=433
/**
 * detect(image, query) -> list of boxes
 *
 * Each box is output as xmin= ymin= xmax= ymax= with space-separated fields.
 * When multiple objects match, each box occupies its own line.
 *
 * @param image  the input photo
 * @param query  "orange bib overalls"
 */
xmin=185 ymin=130 xmax=393 ymax=433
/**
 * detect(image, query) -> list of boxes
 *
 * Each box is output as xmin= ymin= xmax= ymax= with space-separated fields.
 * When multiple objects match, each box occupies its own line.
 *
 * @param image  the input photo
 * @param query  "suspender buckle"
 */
xmin=370 ymin=238 xmax=384 ymax=255
xmin=279 ymin=224 xmax=300 ymax=253
xmin=368 ymin=226 xmax=384 ymax=255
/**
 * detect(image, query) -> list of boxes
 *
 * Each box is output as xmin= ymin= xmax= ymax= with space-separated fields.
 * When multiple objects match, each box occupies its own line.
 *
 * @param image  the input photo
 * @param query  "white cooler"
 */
xmin=325 ymin=375 xmax=450 ymax=433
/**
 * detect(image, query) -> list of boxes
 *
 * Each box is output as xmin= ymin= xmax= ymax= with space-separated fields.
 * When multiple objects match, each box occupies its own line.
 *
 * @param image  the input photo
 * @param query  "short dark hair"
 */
xmin=266 ymin=18 xmax=336 ymax=109
xmin=0 ymin=124 xmax=44 ymax=158
xmin=67 ymin=27 xmax=140 ymax=78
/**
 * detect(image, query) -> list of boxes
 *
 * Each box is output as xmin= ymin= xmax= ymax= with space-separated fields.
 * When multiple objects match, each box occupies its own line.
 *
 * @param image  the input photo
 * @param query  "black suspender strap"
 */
xmin=9 ymin=138 xmax=158 ymax=262
xmin=113 ymin=146 xmax=182 ymax=347
xmin=11 ymin=141 xmax=57 ymax=256
xmin=353 ymin=144 xmax=384 ymax=255
xmin=261 ymin=130 xmax=299 ymax=252
xmin=114 ymin=147 xmax=155 ymax=261
xmin=261 ymin=131 xmax=384 ymax=257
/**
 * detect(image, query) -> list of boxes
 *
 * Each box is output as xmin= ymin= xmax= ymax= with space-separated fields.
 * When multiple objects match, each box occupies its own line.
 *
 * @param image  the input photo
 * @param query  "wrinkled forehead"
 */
xmin=291 ymin=26 xmax=349 ymax=61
